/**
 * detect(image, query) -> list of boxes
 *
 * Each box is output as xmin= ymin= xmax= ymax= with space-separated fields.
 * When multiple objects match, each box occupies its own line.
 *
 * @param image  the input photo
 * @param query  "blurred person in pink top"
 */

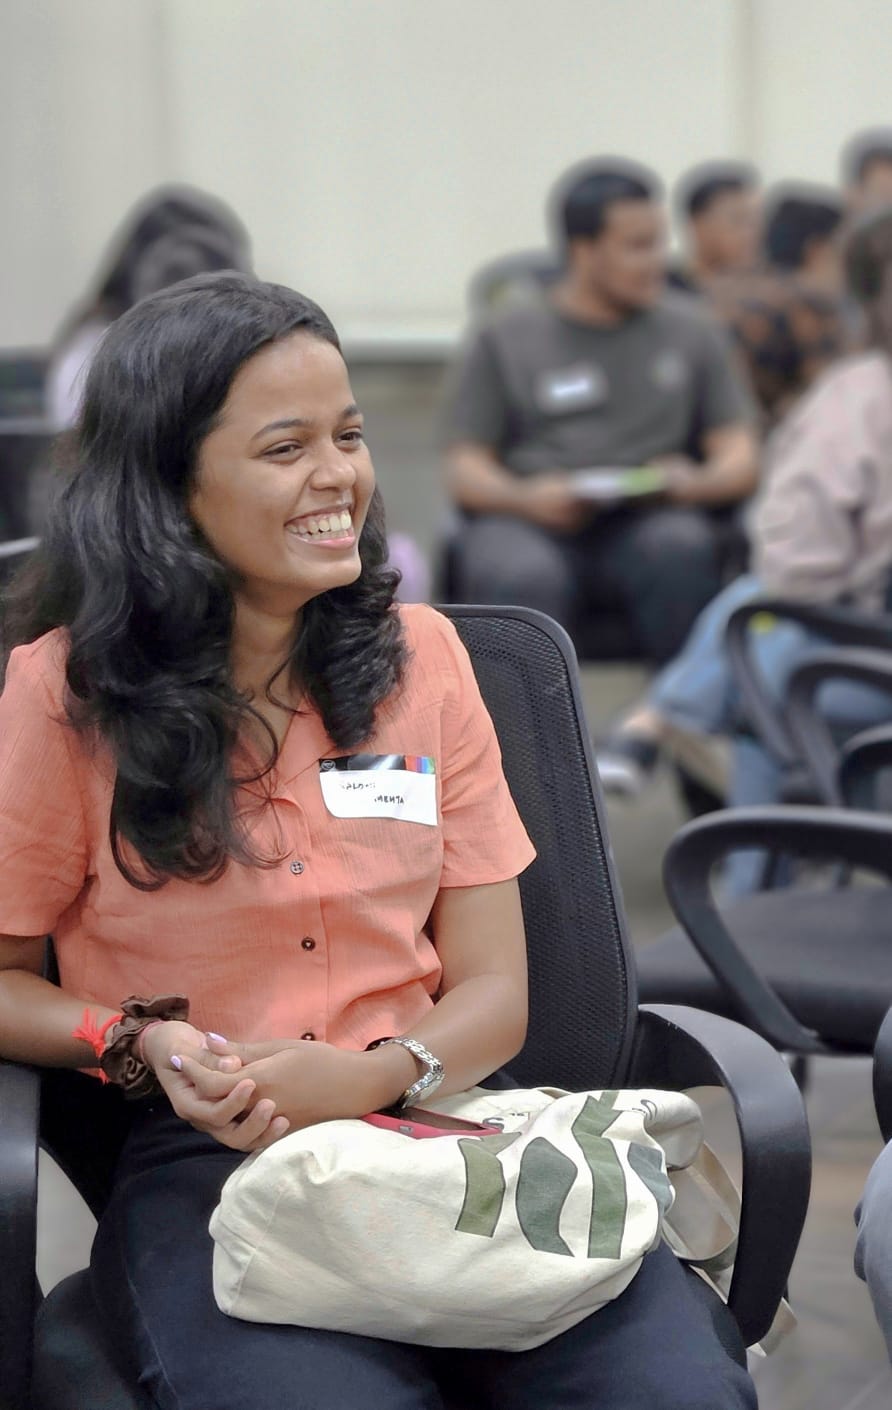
xmin=599 ymin=203 xmax=892 ymax=893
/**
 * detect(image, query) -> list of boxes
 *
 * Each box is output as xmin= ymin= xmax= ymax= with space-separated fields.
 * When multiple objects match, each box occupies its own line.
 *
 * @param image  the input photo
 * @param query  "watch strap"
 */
xmin=371 ymin=1035 xmax=445 ymax=1108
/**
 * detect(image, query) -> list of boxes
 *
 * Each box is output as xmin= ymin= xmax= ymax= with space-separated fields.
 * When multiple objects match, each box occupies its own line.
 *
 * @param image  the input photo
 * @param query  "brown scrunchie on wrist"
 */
xmin=99 ymin=994 xmax=190 ymax=1099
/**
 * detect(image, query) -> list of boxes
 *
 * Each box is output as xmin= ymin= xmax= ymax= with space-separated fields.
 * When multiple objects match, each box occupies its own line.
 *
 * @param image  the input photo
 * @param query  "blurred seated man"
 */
xmin=842 ymin=127 xmax=892 ymax=214
xmin=668 ymin=161 xmax=762 ymax=295
xmin=442 ymin=161 xmax=758 ymax=667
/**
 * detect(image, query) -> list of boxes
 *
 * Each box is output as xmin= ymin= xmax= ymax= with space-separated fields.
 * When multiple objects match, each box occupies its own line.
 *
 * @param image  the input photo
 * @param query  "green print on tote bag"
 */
xmin=210 ymin=1086 xmax=717 ymax=1352
xmin=454 ymin=1094 xmax=672 ymax=1260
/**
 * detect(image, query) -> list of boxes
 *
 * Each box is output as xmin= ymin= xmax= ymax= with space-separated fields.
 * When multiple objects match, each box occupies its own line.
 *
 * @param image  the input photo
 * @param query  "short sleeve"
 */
xmin=440 ymin=326 xmax=512 ymax=451
xmin=0 ymin=640 xmax=89 ymax=934
xmin=693 ymin=317 xmax=753 ymax=432
xmin=430 ymin=613 xmax=536 ymax=888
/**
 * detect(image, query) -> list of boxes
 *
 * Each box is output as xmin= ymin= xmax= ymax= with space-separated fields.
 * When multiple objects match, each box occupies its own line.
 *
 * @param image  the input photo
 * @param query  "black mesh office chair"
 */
xmin=0 ymin=606 xmax=810 ymax=1410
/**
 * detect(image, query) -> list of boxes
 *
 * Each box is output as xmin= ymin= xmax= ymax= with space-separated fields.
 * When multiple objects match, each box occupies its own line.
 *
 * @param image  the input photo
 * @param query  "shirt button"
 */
xmin=301 ymin=1031 xmax=316 ymax=1041
xmin=300 ymin=937 xmax=316 ymax=951
xmin=289 ymin=860 xmax=304 ymax=875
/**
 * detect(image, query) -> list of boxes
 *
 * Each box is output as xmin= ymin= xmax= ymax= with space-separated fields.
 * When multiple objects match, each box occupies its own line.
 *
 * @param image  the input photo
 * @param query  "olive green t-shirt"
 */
xmin=443 ymin=297 xmax=751 ymax=475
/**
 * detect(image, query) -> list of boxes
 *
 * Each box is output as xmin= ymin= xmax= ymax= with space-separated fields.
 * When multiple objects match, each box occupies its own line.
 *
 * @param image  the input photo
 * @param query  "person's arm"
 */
xmin=660 ymin=311 xmax=760 ymax=507
xmin=0 ymin=934 xmax=287 ymax=1149
xmin=177 ymin=875 xmax=528 ymax=1123
xmin=0 ymin=934 xmax=120 ymax=1067
xmin=660 ymin=421 xmax=759 ymax=506
xmin=446 ymin=443 xmax=592 ymax=533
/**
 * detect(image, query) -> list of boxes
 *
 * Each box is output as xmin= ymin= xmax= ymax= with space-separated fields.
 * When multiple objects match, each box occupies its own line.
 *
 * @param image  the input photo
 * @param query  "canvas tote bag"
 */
xmin=210 ymin=1085 xmax=711 ymax=1351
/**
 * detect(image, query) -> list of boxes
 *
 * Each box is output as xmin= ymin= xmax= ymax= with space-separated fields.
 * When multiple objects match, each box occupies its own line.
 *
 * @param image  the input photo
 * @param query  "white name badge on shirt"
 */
xmin=536 ymin=362 xmax=608 ymax=414
xmin=319 ymin=754 xmax=438 ymax=826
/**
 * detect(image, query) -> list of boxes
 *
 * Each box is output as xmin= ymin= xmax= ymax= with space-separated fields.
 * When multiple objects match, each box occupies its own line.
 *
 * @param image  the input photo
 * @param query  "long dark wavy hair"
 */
xmin=4 ymin=272 xmax=406 ymax=888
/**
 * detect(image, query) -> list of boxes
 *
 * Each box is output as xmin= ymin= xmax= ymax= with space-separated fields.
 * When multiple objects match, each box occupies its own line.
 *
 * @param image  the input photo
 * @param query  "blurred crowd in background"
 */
xmin=5 ymin=124 xmax=892 ymax=882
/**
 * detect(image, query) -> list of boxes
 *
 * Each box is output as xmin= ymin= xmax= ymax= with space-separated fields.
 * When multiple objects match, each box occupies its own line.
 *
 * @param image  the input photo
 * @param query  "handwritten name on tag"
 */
xmin=319 ymin=755 xmax=438 ymax=826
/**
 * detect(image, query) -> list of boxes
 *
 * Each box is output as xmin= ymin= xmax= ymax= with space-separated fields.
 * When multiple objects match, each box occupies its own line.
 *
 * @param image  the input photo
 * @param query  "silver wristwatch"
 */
xmin=377 ymin=1036 xmax=445 ymax=1107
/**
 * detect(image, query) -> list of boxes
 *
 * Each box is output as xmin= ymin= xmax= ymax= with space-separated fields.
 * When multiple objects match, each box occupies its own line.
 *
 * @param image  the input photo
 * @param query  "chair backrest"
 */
xmin=443 ymin=605 xmax=638 ymax=1090
xmin=467 ymin=250 xmax=561 ymax=318
xmin=0 ymin=348 xmax=48 ymax=420
xmin=39 ymin=605 xmax=640 ymax=1211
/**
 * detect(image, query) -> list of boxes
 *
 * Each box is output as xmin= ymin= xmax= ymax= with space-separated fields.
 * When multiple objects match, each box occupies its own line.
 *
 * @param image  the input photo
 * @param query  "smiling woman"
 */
xmin=0 ymin=272 xmax=753 ymax=1410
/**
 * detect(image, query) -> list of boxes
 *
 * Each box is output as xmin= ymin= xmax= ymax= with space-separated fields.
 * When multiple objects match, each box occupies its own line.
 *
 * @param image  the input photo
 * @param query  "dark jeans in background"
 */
xmin=90 ymin=1105 xmax=755 ymax=1410
xmin=456 ymin=506 xmax=723 ymax=667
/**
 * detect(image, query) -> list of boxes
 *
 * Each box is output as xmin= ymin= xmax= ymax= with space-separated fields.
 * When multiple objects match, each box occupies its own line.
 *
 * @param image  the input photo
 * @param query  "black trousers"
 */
xmin=90 ymin=1106 xmax=756 ymax=1410
xmin=455 ymin=507 xmax=724 ymax=667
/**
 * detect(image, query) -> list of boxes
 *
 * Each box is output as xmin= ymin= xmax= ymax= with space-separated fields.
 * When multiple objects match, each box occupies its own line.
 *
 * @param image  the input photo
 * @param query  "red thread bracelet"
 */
xmin=71 ymin=1009 xmax=124 ymax=1083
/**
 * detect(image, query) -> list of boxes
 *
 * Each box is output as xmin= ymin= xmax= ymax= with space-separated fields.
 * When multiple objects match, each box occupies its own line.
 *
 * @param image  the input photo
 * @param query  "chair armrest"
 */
xmin=663 ymin=805 xmax=892 ymax=1052
xmin=874 ymin=1007 xmax=892 ymax=1143
xmin=629 ymin=1003 xmax=811 ymax=1349
xmin=0 ymin=1058 xmax=41 ymax=1410
xmin=785 ymin=648 xmax=892 ymax=805
xmin=726 ymin=598 xmax=892 ymax=768
xmin=840 ymin=722 xmax=892 ymax=810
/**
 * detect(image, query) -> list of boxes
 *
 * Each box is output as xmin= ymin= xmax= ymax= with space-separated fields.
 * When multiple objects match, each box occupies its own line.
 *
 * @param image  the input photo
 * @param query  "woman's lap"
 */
xmin=91 ymin=1107 xmax=755 ymax=1410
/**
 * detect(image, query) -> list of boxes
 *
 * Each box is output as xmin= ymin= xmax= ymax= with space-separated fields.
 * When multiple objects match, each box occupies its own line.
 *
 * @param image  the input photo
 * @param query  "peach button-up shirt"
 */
xmin=0 ymin=605 xmax=534 ymax=1049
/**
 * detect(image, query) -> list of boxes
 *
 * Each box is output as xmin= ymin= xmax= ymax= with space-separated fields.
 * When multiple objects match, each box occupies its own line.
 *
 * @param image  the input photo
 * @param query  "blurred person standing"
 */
xmin=45 ymin=186 xmax=252 ymax=430
xmin=668 ymin=161 xmax=762 ymax=295
xmin=442 ymin=161 xmax=757 ymax=668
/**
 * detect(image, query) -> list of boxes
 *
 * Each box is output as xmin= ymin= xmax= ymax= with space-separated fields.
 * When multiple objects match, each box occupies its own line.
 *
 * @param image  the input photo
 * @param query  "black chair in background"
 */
xmin=0 ymin=536 xmax=40 ymax=588
xmin=637 ymin=637 xmax=892 ymax=1067
xmin=725 ymin=596 xmax=892 ymax=806
xmin=466 ymin=249 xmax=561 ymax=315
xmin=0 ymin=606 xmax=810 ymax=1410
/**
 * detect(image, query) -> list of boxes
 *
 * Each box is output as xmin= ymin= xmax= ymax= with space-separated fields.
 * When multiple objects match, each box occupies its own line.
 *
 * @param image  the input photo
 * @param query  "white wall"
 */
xmin=161 ymin=0 xmax=743 ymax=342
xmin=751 ymin=0 xmax=892 ymax=184
xmin=1 ymin=0 xmax=169 ymax=347
xmin=3 ymin=0 xmax=892 ymax=349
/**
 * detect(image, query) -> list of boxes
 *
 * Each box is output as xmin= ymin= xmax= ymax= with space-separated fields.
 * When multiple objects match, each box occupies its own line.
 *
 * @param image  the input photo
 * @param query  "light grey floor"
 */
xmin=33 ymin=362 xmax=892 ymax=1407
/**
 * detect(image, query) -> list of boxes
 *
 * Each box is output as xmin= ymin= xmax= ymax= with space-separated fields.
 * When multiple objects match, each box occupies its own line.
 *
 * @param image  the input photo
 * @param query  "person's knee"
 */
xmin=656 ymin=1368 xmax=755 ymax=1410
xmin=633 ymin=509 xmax=719 ymax=572
xmin=856 ymin=1141 xmax=892 ymax=1291
xmin=456 ymin=520 xmax=572 ymax=617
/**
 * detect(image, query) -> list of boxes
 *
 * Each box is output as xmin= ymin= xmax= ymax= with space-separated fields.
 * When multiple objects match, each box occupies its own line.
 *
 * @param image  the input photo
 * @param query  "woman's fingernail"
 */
xmin=170 ymin=1055 xmax=183 ymax=1071
xmin=206 ymin=1032 xmax=227 ymax=1043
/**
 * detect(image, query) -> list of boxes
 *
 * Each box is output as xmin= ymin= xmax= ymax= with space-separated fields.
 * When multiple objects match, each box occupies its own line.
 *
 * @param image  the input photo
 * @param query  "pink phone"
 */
xmin=361 ymin=1108 xmax=492 ymax=1140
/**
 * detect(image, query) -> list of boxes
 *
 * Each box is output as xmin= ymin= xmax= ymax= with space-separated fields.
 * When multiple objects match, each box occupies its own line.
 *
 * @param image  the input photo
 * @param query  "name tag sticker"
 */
xmin=319 ymin=754 xmax=438 ymax=826
xmin=536 ymin=362 xmax=608 ymax=414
